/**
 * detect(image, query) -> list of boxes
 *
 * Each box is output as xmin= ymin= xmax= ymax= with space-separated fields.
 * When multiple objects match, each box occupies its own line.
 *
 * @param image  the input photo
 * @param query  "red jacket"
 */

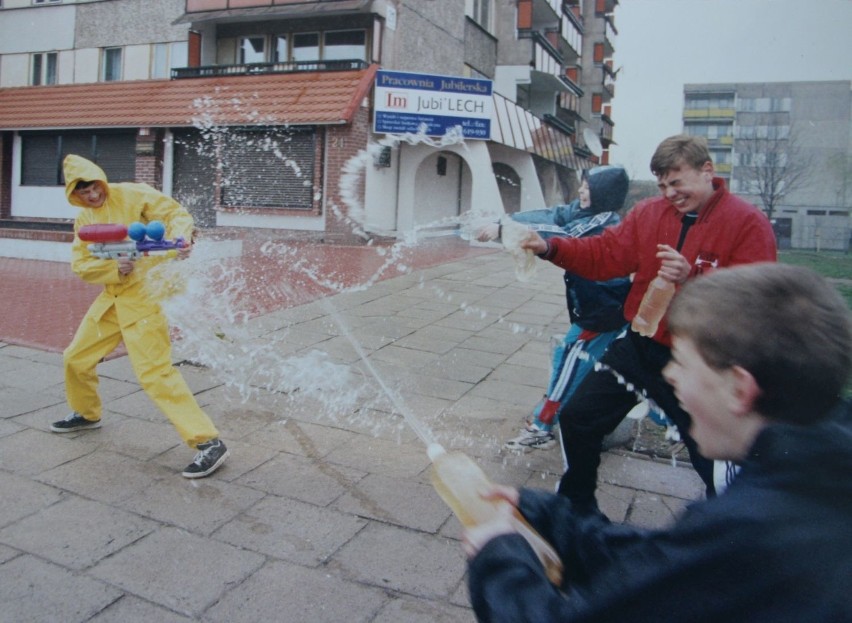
xmin=541 ymin=178 xmax=777 ymax=346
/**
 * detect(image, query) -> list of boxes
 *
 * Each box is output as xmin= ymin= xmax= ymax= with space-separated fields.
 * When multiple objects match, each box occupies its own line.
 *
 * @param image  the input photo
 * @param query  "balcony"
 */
xmin=683 ymin=107 xmax=736 ymax=120
xmin=602 ymin=60 xmax=617 ymax=98
xmin=185 ymin=0 xmax=368 ymax=11
xmin=558 ymin=90 xmax=582 ymax=119
xmin=563 ymin=66 xmax=583 ymax=94
xmin=515 ymin=31 xmax=566 ymax=85
xmin=517 ymin=0 xmax=561 ymax=31
xmin=558 ymin=8 xmax=583 ymax=62
xmin=595 ymin=0 xmax=619 ymax=15
xmin=178 ymin=0 xmax=372 ymax=24
xmin=603 ymin=73 xmax=615 ymax=99
xmin=172 ymin=58 xmax=369 ymax=79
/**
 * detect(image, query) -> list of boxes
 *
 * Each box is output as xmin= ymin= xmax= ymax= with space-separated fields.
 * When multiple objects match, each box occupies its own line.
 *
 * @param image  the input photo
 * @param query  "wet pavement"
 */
xmin=0 ymin=235 xmax=702 ymax=622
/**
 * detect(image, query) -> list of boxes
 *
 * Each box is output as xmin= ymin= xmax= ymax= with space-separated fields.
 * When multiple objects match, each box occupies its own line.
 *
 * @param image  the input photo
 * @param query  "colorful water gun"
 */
xmin=79 ymin=221 xmax=186 ymax=260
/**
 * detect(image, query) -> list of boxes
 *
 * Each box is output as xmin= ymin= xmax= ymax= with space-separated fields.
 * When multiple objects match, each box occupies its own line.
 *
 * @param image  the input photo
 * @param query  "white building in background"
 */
xmin=683 ymin=81 xmax=852 ymax=251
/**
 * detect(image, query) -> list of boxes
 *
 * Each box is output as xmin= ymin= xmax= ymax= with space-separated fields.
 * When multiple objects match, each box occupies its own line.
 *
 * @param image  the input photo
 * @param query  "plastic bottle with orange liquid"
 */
xmin=631 ymin=275 xmax=676 ymax=337
xmin=428 ymin=443 xmax=563 ymax=585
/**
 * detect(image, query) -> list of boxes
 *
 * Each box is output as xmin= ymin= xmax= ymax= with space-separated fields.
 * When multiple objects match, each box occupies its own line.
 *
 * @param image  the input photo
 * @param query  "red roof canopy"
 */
xmin=0 ymin=65 xmax=378 ymax=130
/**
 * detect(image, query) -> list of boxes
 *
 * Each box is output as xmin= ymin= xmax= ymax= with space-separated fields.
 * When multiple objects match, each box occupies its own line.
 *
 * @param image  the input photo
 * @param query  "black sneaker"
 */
xmin=50 ymin=412 xmax=102 ymax=433
xmin=182 ymin=439 xmax=229 ymax=479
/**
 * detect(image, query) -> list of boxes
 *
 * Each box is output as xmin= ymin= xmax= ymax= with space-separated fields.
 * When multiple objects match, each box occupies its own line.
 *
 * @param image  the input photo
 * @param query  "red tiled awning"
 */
xmin=0 ymin=65 xmax=378 ymax=131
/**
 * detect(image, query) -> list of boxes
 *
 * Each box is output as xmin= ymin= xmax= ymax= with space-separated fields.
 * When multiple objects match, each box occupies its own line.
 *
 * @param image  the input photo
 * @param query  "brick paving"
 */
xmin=0 ymin=239 xmax=702 ymax=622
xmin=0 ymin=233 xmax=492 ymax=353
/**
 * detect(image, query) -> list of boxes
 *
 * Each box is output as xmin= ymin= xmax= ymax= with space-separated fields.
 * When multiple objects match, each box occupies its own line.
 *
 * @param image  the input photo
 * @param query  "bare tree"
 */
xmin=826 ymin=153 xmax=852 ymax=209
xmin=734 ymin=128 xmax=813 ymax=222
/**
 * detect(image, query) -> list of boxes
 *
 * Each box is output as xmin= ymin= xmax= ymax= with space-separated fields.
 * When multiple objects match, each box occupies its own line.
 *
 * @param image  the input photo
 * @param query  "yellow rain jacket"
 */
xmin=63 ymin=155 xmax=218 ymax=447
xmin=64 ymin=154 xmax=194 ymax=327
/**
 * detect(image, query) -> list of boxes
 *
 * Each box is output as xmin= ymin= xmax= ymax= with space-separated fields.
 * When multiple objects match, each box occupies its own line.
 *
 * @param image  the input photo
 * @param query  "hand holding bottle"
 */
xmin=429 ymin=444 xmax=563 ymax=585
xmin=656 ymin=244 xmax=691 ymax=284
xmin=461 ymin=484 xmax=519 ymax=558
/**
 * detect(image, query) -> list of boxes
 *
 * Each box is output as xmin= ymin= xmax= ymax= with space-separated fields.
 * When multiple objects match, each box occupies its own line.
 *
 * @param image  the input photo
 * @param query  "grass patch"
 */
xmin=778 ymin=250 xmax=852 ymax=280
xmin=779 ymin=250 xmax=852 ymax=308
xmin=777 ymin=250 xmax=852 ymax=398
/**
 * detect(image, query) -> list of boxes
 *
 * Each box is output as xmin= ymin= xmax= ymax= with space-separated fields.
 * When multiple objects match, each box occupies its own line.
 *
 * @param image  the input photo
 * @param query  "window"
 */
xmin=33 ymin=0 xmax=62 ymax=4
xmin=466 ymin=0 xmax=492 ymax=30
xmin=737 ymin=97 xmax=792 ymax=113
xmin=102 ymin=47 xmax=122 ymax=81
xmin=21 ymin=131 xmax=136 ymax=186
xmin=686 ymin=123 xmax=732 ymax=139
xmin=323 ymin=30 xmax=366 ymax=61
xmin=292 ymin=33 xmax=319 ymax=62
xmin=710 ymin=150 xmax=731 ymax=165
xmin=685 ymin=96 xmax=734 ymax=109
xmin=274 ymin=35 xmax=288 ymax=63
xmin=226 ymin=29 xmax=367 ymax=66
xmin=239 ymin=37 xmax=266 ymax=64
xmin=31 ymin=52 xmax=57 ymax=85
xmin=152 ymin=41 xmax=188 ymax=79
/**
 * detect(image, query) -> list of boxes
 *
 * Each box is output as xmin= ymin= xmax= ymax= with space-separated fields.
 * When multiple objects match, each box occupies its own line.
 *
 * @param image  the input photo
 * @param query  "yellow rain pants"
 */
xmin=64 ymin=305 xmax=219 ymax=448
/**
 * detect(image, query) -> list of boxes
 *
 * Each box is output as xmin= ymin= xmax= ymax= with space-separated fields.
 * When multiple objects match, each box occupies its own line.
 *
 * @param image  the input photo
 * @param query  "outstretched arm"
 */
xmin=521 ymin=231 xmax=549 ymax=255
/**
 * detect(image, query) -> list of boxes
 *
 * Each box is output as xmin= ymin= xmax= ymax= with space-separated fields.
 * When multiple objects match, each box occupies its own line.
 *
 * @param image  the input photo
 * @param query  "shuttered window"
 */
xmin=20 ymin=131 xmax=136 ymax=186
xmin=173 ymin=129 xmax=218 ymax=227
xmin=220 ymin=127 xmax=316 ymax=210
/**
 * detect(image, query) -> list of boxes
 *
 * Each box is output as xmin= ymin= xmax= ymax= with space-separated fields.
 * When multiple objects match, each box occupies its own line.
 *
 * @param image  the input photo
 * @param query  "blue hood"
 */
xmin=586 ymin=165 xmax=629 ymax=215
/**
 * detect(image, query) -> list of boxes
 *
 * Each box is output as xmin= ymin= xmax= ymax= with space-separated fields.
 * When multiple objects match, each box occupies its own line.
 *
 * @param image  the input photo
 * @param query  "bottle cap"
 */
xmin=427 ymin=443 xmax=446 ymax=461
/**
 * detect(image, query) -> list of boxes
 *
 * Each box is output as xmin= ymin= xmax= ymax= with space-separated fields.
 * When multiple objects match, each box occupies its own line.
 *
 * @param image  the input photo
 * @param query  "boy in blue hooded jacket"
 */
xmin=479 ymin=165 xmax=661 ymax=452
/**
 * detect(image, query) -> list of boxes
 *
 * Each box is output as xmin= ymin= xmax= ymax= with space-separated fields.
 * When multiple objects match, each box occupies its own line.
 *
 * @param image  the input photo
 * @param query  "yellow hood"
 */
xmin=63 ymin=154 xmax=111 ymax=208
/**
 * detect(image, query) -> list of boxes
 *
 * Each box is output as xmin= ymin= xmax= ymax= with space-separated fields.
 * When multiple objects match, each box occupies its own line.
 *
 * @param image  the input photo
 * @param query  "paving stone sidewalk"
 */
xmin=0 ymin=252 xmax=702 ymax=622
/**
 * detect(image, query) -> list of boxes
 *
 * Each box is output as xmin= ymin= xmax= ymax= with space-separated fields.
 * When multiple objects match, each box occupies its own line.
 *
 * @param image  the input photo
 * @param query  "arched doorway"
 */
xmin=413 ymin=151 xmax=471 ymax=234
xmin=493 ymin=162 xmax=521 ymax=214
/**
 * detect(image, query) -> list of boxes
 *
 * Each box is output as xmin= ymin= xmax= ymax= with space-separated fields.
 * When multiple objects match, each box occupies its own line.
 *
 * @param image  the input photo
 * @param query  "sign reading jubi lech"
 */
xmin=374 ymin=70 xmax=492 ymax=140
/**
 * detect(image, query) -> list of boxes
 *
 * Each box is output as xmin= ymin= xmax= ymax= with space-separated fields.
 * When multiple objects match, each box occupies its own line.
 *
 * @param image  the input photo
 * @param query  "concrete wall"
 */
xmin=75 ymin=0 xmax=188 ymax=49
xmin=0 ymin=4 xmax=76 ymax=87
xmin=389 ymin=1 xmax=465 ymax=75
xmin=73 ymin=47 xmax=99 ymax=83
xmin=0 ymin=5 xmax=76 ymax=54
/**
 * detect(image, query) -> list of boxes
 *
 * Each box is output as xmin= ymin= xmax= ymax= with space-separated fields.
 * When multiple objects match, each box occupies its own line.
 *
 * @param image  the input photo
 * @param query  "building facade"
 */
xmin=683 ymin=81 xmax=852 ymax=250
xmin=0 ymin=0 xmax=622 ymax=253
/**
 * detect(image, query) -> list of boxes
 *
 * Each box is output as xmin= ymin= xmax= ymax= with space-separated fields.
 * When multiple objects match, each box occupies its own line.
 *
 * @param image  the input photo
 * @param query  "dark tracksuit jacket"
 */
xmin=469 ymin=401 xmax=852 ymax=623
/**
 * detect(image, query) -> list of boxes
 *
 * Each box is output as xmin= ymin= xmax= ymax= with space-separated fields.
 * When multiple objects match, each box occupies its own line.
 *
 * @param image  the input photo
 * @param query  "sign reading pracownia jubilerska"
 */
xmin=373 ymin=70 xmax=493 ymax=140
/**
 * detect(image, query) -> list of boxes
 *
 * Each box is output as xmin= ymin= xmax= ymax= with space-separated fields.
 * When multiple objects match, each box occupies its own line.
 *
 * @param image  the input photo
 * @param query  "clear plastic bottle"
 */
xmin=428 ymin=444 xmax=563 ymax=585
xmin=631 ymin=275 xmax=676 ymax=337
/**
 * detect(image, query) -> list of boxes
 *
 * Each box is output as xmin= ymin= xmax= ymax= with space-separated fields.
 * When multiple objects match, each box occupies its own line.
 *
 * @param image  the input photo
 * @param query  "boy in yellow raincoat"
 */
xmin=52 ymin=154 xmax=229 ymax=478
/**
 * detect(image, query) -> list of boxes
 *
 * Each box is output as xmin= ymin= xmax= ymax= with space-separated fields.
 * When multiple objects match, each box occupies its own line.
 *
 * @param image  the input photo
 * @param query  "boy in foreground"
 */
xmin=462 ymin=263 xmax=851 ymax=622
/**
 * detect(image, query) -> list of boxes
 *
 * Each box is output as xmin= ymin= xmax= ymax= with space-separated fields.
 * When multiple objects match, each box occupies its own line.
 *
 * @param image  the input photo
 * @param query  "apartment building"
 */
xmin=683 ymin=81 xmax=851 ymax=250
xmin=0 ymin=0 xmax=621 ymax=252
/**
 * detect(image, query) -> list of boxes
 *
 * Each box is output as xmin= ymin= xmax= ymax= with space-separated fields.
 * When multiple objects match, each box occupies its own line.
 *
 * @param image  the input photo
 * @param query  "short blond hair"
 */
xmin=650 ymin=135 xmax=712 ymax=177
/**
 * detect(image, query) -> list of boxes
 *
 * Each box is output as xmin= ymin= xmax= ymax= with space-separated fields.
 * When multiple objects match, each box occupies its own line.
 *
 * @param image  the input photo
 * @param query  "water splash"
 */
xmin=148 ymin=255 xmax=369 ymax=418
xmin=156 ymin=106 xmax=667 ymax=463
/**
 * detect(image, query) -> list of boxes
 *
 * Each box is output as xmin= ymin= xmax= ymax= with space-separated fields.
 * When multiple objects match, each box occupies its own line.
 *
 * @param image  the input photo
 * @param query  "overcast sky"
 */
xmin=609 ymin=0 xmax=852 ymax=180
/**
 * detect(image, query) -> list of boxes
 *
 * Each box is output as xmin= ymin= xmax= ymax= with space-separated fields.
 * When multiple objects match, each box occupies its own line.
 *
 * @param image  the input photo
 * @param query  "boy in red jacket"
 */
xmin=521 ymin=135 xmax=776 ymax=507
